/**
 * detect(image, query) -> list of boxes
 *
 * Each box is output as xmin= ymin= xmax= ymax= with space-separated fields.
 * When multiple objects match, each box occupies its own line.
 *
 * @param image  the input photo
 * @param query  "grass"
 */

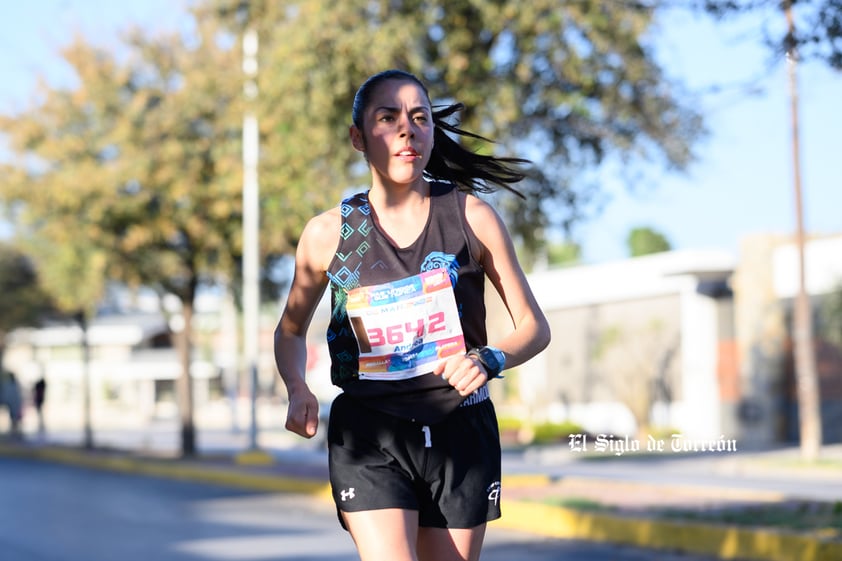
xmin=655 ymin=500 xmax=842 ymax=536
xmin=550 ymin=497 xmax=615 ymax=512
xmin=536 ymin=495 xmax=842 ymax=540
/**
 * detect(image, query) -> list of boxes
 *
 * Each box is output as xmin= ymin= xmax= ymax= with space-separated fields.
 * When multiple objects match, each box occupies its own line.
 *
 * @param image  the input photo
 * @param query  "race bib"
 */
xmin=346 ymin=268 xmax=466 ymax=381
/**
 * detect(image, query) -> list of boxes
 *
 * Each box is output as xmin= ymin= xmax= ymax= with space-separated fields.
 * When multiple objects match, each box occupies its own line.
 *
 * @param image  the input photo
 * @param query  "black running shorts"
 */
xmin=327 ymin=391 xmax=502 ymax=529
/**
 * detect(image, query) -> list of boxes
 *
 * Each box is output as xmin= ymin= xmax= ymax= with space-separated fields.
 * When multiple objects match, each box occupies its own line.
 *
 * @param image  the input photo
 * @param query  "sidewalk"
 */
xmin=1 ymin=431 xmax=841 ymax=561
xmin=501 ymin=442 xmax=842 ymax=560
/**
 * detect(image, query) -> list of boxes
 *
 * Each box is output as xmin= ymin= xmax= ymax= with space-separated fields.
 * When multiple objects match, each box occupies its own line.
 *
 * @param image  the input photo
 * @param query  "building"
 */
xmin=490 ymin=249 xmax=736 ymax=441
xmin=4 ymin=234 xmax=841 ymax=446
xmin=3 ymin=312 xmax=218 ymax=424
xmin=492 ymin=233 xmax=842 ymax=446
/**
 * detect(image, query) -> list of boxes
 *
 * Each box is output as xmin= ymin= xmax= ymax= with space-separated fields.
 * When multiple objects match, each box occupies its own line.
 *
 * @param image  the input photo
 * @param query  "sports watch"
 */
xmin=467 ymin=346 xmax=507 ymax=379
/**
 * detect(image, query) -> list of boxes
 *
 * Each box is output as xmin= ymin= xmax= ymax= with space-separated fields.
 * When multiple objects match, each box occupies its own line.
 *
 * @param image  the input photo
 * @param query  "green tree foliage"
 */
xmin=547 ymin=241 xmax=583 ymax=267
xmin=0 ymin=20 xmax=245 ymax=456
xmin=199 ymin=0 xmax=705 ymax=253
xmin=0 ymin=244 xmax=53 ymax=342
xmin=695 ymin=0 xmax=842 ymax=69
xmin=516 ymin=239 xmax=582 ymax=270
xmin=627 ymin=226 xmax=672 ymax=257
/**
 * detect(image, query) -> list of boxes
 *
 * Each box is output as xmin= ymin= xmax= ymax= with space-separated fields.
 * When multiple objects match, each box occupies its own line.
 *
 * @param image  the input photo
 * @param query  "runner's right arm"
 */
xmin=274 ymin=209 xmax=339 ymax=438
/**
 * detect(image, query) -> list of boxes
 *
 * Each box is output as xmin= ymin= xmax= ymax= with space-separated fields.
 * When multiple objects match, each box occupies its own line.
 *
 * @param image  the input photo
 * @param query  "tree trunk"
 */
xmin=176 ymin=301 xmax=196 ymax=457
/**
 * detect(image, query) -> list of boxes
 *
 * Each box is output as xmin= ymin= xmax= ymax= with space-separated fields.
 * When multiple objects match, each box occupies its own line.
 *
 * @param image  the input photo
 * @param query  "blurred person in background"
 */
xmin=1 ymin=370 xmax=23 ymax=438
xmin=33 ymin=377 xmax=47 ymax=435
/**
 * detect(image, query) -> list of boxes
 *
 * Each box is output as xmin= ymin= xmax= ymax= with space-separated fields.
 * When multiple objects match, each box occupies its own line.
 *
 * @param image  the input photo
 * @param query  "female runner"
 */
xmin=274 ymin=69 xmax=551 ymax=561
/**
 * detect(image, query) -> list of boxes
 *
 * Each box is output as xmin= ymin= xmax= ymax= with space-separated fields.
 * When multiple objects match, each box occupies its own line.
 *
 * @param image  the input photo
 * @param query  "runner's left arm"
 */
xmin=433 ymin=194 xmax=551 ymax=395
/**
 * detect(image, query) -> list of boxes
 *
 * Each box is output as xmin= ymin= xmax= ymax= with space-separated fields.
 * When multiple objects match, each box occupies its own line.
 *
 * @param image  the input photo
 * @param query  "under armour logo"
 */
xmin=487 ymin=481 xmax=501 ymax=506
xmin=340 ymin=488 xmax=356 ymax=502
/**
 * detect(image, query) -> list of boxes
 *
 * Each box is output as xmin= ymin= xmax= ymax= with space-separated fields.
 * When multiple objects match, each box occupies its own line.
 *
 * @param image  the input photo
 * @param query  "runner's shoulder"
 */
xmin=299 ymin=207 xmax=342 ymax=270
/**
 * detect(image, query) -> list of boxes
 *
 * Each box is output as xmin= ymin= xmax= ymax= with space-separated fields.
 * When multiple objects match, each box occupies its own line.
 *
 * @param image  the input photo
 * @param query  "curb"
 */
xmin=2 ymin=442 xmax=840 ymax=561
xmin=0 ymin=442 xmax=330 ymax=498
xmin=500 ymin=501 xmax=842 ymax=561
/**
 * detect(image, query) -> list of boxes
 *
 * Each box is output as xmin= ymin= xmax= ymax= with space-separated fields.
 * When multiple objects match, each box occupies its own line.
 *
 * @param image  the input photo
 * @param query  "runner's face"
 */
xmin=351 ymin=79 xmax=434 ymax=187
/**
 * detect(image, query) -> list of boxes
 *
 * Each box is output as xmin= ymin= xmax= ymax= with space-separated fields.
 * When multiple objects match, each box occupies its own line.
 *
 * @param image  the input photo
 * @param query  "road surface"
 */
xmin=0 ymin=457 xmax=734 ymax=561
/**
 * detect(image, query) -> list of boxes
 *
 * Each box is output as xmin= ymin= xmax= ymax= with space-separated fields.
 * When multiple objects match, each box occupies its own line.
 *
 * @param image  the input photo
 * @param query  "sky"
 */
xmin=1 ymin=1 xmax=840 ymax=264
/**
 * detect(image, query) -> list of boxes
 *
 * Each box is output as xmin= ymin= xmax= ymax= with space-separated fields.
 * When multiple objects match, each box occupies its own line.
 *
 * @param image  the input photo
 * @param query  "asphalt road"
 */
xmin=0 ymin=457 xmax=729 ymax=561
xmin=38 ymin=424 xmax=842 ymax=503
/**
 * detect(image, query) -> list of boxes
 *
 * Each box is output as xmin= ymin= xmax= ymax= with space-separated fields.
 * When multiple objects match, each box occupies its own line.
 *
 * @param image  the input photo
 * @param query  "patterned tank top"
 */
xmin=325 ymin=181 xmax=487 ymax=423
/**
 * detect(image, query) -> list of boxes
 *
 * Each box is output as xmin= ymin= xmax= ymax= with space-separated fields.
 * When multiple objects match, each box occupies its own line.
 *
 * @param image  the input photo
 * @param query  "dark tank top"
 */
xmin=325 ymin=181 xmax=487 ymax=423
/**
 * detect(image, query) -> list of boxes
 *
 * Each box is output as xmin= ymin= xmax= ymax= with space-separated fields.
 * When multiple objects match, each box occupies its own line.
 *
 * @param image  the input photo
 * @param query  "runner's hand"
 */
xmin=433 ymin=354 xmax=488 ymax=396
xmin=285 ymin=389 xmax=320 ymax=438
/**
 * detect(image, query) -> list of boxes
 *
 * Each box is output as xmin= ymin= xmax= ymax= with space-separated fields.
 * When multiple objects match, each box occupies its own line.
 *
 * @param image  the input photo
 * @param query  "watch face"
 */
xmin=469 ymin=347 xmax=504 ymax=377
xmin=483 ymin=348 xmax=501 ymax=371
xmin=492 ymin=348 xmax=506 ymax=370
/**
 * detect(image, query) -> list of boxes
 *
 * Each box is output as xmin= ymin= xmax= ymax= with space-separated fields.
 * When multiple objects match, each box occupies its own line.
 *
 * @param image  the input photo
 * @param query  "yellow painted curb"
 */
xmin=501 ymin=473 xmax=553 ymax=488
xmin=235 ymin=449 xmax=276 ymax=466
xmin=0 ymin=443 xmax=329 ymax=496
xmin=499 ymin=501 xmax=842 ymax=561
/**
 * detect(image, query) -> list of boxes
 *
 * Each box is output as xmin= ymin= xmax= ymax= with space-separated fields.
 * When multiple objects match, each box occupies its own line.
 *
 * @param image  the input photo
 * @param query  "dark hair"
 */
xmin=352 ymin=69 xmax=527 ymax=198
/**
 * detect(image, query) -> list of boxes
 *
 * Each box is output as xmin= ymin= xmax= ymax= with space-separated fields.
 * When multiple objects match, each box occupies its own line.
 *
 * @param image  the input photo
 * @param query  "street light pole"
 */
xmin=77 ymin=311 xmax=93 ymax=450
xmin=242 ymin=28 xmax=261 ymax=452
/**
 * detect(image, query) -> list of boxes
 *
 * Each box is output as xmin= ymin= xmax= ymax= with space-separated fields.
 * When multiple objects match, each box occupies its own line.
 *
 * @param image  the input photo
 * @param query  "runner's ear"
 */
xmin=350 ymin=125 xmax=365 ymax=153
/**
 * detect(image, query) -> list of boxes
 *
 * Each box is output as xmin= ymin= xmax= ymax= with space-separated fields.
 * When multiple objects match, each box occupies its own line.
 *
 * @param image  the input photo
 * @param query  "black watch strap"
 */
xmin=467 ymin=346 xmax=505 ymax=379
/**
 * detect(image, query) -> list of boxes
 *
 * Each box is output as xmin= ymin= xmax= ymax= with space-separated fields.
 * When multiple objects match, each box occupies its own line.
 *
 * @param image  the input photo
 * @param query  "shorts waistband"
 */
xmin=459 ymin=384 xmax=490 ymax=407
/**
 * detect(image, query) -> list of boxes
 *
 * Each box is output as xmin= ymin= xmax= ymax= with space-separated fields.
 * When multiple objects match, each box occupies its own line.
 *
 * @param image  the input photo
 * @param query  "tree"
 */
xmin=547 ymin=241 xmax=583 ymax=267
xmin=627 ymin=226 xmax=672 ymax=257
xmin=108 ymin=24 xmax=245 ymax=457
xmin=0 ymin=243 xmax=53 ymax=349
xmin=590 ymin=319 xmax=680 ymax=436
xmin=25 ymin=237 xmax=107 ymax=449
xmin=0 ymin=20 xmax=244 ymax=456
xmin=199 ymin=0 xmax=705 ymax=255
xmin=695 ymin=0 xmax=842 ymax=69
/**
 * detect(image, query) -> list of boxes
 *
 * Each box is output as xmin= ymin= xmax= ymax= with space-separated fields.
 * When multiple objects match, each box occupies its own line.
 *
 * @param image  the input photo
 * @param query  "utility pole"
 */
xmin=785 ymin=1 xmax=822 ymax=462
xmin=242 ymin=27 xmax=261 ymax=452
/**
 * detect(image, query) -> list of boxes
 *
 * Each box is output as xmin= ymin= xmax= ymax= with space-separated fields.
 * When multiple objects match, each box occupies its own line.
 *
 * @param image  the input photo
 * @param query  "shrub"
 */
xmin=532 ymin=421 xmax=585 ymax=444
